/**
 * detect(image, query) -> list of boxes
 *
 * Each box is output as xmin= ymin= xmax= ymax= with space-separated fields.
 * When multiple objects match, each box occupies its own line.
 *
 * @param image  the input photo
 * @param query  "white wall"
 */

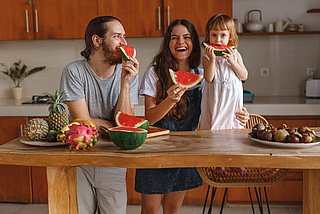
xmin=0 ymin=0 xmax=319 ymax=100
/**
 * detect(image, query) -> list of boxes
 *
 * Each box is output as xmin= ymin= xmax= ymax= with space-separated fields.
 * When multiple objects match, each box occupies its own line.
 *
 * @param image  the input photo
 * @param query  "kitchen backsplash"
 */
xmin=0 ymin=35 xmax=319 ymax=100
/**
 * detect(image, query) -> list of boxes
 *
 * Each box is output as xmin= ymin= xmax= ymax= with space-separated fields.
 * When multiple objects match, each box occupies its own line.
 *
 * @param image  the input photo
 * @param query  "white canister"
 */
xmin=234 ymin=19 xmax=243 ymax=33
xmin=268 ymin=23 xmax=274 ymax=32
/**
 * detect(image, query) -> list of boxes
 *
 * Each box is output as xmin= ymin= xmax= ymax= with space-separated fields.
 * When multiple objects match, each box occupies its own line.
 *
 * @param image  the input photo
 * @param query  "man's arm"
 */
xmin=66 ymin=99 xmax=115 ymax=128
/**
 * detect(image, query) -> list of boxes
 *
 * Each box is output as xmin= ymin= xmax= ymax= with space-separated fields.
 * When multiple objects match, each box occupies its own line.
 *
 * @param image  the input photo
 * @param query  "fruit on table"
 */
xmin=115 ymin=111 xmax=149 ymax=130
xmin=120 ymin=44 xmax=136 ymax=61
xmin=45 ymin=90 xmax=69 ymax=131
xmin=202 ymin=42 xmax=235 ymax=56
xmin=46 ymin=130 xmax=59 ymax=142
xmin=251 ymin=123 xmax=317 ymax=143
xmin=169 ymin=69 xmax=203 ymax=89
xmin=109 ymin=126 xmax=147 ymax=150
xmin=24 ymin=118 xmax=49 ymax=141
xmin=63 ymin=122 xmax=99 ymax=150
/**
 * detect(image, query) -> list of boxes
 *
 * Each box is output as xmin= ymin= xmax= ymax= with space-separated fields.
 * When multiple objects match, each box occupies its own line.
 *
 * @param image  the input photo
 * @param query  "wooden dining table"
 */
xmin=0 ymin=128 xmax=319 ymax=214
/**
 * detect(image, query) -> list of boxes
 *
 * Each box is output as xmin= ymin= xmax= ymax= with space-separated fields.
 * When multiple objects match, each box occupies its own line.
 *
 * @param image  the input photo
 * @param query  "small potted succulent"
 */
xmin=0 ymin=60 xmax=46 ymax=100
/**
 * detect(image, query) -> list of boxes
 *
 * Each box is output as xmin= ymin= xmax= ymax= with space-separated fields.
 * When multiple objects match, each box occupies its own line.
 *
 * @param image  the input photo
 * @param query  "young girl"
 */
xmin=200 ymin=14 xmax=248 ymax=131
xmin=134 ymin=19 xmax=203 ymax=214
xmin=200 ymin=14 xmax=249 ymax=175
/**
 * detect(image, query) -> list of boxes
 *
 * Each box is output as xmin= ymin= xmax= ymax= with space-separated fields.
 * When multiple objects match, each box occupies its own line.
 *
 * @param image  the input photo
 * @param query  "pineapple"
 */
xmin=24 ymin=118 xmax=49 ymax=141
xmin=46 ymin=90 xmax=69 ymax=131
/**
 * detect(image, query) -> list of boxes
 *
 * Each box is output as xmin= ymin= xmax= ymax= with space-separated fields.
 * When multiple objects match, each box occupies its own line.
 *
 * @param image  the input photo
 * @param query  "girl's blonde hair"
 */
xmin=204 ymin=14 xmax=239 ymax=47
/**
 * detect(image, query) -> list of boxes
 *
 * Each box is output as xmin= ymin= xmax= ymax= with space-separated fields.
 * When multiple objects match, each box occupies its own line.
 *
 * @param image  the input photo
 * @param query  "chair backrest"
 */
xmin=245 ymin=114 xmax=268 ymax=129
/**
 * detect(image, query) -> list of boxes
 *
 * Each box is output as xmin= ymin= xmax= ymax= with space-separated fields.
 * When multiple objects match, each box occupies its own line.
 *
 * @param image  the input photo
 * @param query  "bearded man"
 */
xmin=59 ymin=16 xmax=139 ymax=214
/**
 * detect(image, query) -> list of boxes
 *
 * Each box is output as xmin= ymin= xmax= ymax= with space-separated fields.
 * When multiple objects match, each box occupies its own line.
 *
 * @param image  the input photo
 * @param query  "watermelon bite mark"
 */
xmin=120 ymin=44 xmax=136 ymax=61
xmin=169 ymin=69 xmax=203 ymax=89
xmin=202 ymin=42 xmax=235 ymax=56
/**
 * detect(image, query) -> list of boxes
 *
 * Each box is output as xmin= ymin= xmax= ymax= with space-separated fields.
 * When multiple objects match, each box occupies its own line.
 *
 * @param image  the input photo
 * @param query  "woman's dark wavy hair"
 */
xmin=153 ymin=19 xmax=201 ymax=120
xmin=81 ymin=16 xmax=121 ymax=60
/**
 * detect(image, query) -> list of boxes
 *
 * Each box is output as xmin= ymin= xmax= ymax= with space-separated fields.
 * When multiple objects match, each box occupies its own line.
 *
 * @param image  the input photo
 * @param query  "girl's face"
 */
xmin=209 ymin=29 xmax=230 ymax=46
xmin=169 ymin=25 xmax=193 ymax=62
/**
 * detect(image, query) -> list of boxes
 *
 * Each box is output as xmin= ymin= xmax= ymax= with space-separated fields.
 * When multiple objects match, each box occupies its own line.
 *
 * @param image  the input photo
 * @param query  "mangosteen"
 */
xmin=251 ymin=123 xmax=265 ymax=138
xmin=274 ymin=129 xmax=289 ymax=142
xmin=286 ymin=132 xmax=302 ymax=143
xmin=46 ymin=130 xmax=58 ymax=142
xmin=261 ymin=131 xmax=273 ymax=141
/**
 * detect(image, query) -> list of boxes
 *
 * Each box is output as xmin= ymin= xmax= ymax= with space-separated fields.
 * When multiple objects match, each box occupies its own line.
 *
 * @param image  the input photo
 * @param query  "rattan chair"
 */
xmin=197 ymin=114 xmax=288 ymax=214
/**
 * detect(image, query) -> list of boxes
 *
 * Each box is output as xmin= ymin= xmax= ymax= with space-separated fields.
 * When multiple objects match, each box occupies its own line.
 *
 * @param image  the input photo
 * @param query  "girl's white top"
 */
xmin=199 ymin=49 xmax=244 ymax=130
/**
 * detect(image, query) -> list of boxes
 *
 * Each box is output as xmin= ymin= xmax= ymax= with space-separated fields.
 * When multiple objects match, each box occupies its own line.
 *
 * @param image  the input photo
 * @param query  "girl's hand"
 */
xmin=167 ymin=84 xmax=186 ymax=103
xmin=236 ymin=107 xmax=250 ymax=127
xmin=204 ymin=45 xmax=216 ymax=61
xmin=222 ymin=47 xmax=236 ymax=63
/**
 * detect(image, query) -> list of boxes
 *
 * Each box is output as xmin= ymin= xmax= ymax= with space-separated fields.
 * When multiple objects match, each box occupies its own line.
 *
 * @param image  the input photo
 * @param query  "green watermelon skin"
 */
xmin=202 ymin=42 xmax=235 ymax=56
xmin=109 ymin=126 xmax=147 ymax=150
xmin=115 ymin=111 xmax=149 ymax=130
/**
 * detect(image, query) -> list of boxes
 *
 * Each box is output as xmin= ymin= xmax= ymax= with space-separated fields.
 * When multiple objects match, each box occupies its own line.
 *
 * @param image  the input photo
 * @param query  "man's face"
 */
xmin=101 ymin=20 xmax=127 ymax=65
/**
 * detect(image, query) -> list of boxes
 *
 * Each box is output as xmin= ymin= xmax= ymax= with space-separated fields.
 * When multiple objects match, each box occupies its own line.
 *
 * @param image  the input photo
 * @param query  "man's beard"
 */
xmin=102 ymin=43 xmax=122 ymax=65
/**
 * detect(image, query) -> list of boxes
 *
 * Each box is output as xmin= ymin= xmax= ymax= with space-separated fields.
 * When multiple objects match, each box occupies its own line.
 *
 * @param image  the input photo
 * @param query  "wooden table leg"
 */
xmin=47 ymin=167 xmax=78 ymax=214
xmin=303 ymin=169 xmax=320 ymax=214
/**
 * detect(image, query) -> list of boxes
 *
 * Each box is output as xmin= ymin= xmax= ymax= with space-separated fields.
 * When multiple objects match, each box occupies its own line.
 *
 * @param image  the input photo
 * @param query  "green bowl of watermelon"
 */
xmin=109 ymin=126 xmax=147 ymax=150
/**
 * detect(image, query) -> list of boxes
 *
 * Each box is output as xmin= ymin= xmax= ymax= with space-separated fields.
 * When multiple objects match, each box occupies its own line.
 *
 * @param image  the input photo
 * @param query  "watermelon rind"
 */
xmin=109 ymin=126 xmax=147 ymax=150
xmin=202 ymin=42 xmax=235 ymax=56
xmin=120 ymin=45 xmax=136 ymax=61
xmin=115 ymin=111 xmax=149 ymax=130
xmin=169 ymin=69 xmax=203 ymax=89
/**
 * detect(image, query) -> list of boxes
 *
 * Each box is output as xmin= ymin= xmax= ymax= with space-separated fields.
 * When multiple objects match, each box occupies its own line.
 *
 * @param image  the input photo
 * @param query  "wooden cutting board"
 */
xmin=147 ymin=126 xmax=170 ymax=138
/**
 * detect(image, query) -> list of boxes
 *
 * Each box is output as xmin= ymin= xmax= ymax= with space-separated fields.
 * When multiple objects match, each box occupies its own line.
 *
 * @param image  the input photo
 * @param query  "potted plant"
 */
xmin=0 ymin=60 xmax=46 ymax=100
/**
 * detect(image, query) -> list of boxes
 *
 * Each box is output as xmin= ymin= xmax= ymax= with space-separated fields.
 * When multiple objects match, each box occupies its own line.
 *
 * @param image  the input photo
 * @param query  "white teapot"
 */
xmin=245 ymin=9 xmax=264 ymax=32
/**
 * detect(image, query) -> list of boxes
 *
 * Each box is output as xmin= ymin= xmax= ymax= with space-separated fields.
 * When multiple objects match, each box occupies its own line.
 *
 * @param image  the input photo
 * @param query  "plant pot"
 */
xmin=12 ymin=87 xmax=22 ymax=100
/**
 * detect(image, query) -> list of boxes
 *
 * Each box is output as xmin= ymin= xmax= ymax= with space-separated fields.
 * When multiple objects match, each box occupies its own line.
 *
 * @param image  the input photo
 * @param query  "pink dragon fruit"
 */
xmin=63 ymin=123 xmax=99 ymax=150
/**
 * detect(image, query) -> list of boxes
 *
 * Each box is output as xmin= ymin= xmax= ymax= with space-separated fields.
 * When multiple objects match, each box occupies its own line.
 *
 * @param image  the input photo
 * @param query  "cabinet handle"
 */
xmin=35 ymin=9 xmax=39 ymax=32
xmin=20 ymin=124 xmax=24 ymax=137
xmin=167 ymin=6 xmax=170 ymax=27
xmin=157 ymin=7 xmax=161 ymax=31
xmin=25 ymin=10 xmax=29 ymax=33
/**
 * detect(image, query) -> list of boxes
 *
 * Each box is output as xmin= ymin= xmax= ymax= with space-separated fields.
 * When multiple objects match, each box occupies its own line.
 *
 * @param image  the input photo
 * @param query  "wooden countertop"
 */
xmin=1 ymin=128 xmax=320 ymax=169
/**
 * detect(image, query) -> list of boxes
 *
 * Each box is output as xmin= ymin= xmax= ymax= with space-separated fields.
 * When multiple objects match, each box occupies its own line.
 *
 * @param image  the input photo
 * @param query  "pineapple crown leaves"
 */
xmin=44 ymin=90 xmax=68 ymax=113
xmin=0 ymin=60 xmax=46 ymax=87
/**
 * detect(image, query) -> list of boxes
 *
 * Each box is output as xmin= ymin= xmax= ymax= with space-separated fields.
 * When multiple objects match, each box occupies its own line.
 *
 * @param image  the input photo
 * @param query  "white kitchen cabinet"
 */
xmin=98 ymin=0 xmax=232 ymax=37
xmin=0 ymin=0 xmax=98 ymax=40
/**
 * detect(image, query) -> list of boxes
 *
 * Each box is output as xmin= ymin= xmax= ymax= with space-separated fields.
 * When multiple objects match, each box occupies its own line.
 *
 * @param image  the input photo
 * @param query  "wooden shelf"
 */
xmin=307 ymin=9 xmax=320 ymax=13
xmin=238 ymin=31 xmax=320 ymax=36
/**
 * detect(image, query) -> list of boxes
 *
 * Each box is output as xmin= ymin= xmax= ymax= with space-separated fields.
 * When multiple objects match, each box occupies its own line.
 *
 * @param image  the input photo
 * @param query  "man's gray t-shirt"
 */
xmin=59 ymin=59 xmax=139 ymax=122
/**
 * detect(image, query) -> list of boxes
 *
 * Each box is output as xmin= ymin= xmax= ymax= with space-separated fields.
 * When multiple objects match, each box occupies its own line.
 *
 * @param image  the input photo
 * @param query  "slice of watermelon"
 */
xmin=202 ymin=42 xmax=235 ymax=56
xmin=115 ymin=111 xmax=149 ymax=130
xmin=169 ymin=69 xmax=203 ymax=89
xmin=119 ymin=44 xmax=136 ymax=61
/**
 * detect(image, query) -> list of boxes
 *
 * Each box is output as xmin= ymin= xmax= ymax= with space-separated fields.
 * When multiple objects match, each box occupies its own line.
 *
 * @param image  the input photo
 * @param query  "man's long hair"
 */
xmin=81 ymin=16 xmax=121 ymax=60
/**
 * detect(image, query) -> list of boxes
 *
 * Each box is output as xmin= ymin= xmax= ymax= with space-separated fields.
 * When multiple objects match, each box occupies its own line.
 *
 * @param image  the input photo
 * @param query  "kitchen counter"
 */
xmin=0 ymin=96 xmax=319 ymax=117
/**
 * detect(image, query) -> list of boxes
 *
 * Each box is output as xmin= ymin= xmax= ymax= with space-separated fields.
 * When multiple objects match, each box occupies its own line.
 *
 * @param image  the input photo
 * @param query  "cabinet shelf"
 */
xmin=307 ymin=9 xmax=320 ymax=13
xmin=238 ymin=31 xmax=320 ymax=36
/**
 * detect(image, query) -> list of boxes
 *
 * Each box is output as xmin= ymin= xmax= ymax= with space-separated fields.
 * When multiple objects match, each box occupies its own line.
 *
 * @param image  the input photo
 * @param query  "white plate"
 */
xmin=20 ymin=137 xmax=66 ymax=147
xmin=248 ymin=134 xmax=320 ymax=149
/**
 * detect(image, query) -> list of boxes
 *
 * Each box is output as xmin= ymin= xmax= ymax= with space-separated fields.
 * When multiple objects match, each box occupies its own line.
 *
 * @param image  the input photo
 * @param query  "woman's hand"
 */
xmin=167 ymin=84 xmax=186 ymax=103
xmin=236 ymin=107 xmax=250 ymax=127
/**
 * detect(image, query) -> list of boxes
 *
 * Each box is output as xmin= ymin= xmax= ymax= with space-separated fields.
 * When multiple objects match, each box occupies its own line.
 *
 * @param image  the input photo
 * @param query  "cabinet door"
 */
xmin=98 ymin=0 xmax=163 ymax=37
xmin=166 ymin=0 xmax=232 ymax=36
xmin=0 ymin=117 xmax=32 ymax=203
xmin=33 ymin=0 xmax=98 ymax=39
xmin=0 ymin=0 xmax=34 ymax=40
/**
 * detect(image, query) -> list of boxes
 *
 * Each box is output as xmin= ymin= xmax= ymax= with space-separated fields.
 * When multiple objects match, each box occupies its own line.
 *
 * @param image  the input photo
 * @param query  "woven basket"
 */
xmin=197 ymin=167 xmax=288 ymax=188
